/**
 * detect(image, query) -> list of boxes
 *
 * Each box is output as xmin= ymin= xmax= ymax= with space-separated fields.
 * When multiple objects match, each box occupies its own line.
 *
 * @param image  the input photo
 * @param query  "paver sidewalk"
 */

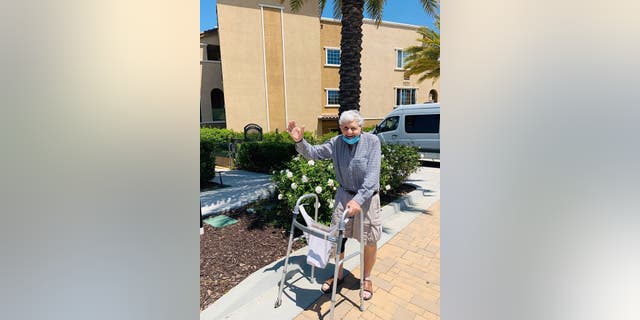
xmin=294 ymin=201 xmax=441 ymax=320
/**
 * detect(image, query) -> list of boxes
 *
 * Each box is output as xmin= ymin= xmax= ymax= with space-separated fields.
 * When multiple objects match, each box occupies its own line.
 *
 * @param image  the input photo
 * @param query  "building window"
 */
xmin=206 ymin=45 xmax=220 ymax=61
xmin=396 ymin=49 xmax=408 ymax=69
xmin=405 ymin=114 xmax=440 ymax=133
xmin=396 ymin=88 xmax=416 ymax=105
xmin=326 ymin=89 xmax=340 ymax=106
xmin=325 ymin=48 xmax=340 ymax=66
xmin=211 ymin=88 xmax=225 ymax=121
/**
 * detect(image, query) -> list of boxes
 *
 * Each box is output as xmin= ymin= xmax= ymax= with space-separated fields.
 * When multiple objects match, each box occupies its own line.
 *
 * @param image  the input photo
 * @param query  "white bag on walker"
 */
xmin=299 ymin=205 xmax=337 ymax=268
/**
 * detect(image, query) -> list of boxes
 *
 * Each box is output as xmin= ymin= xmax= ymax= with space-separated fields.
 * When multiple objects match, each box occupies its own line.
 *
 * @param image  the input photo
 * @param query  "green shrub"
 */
xmin=200 ymin=128 xmax=241 ymax=157
xmin=235 ymin=142 xmax=296 ymax=173
xmin=362 ymin=125 xmax=377 ymax=133
xmin=272 ymin=156 xmax=339 ymax=224
xmin=200 ymin=140 xmax=216 ymax=184
xmin=380 ymin=144 xmax=421 ymax=193
xmin=262 ymin=131 xmax=293 ymax=143
xmin=272 ymin=143 xmax=420 ymax=223
xmin=317 ymin=131 xmax=339 ymax=143
xmin=200 ymin=127 xmax=240 ymax=144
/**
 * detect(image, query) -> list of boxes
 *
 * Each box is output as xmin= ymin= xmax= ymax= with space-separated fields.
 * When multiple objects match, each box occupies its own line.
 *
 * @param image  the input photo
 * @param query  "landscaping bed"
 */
xmin=199 ymin=207 xmax=306 ymax=311
xmin=199 ymin=183 xmax=416 ymax=311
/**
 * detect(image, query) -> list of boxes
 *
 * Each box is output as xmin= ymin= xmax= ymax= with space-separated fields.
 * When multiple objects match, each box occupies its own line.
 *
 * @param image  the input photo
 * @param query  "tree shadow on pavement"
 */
xmin=301 ymin=272 xmax=363 ymax=319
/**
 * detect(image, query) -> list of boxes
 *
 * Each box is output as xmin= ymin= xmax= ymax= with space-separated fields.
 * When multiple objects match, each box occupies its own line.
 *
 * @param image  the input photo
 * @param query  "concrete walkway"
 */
xmin=200 ymin=168 xmax=275 ymax=217
xmin=200 ymin=166 xmax=440 ymax=320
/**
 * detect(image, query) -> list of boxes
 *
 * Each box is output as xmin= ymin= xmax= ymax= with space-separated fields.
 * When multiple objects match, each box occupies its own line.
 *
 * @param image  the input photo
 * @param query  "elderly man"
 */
xmin=286 ymin=110 xmax=381 ymax=301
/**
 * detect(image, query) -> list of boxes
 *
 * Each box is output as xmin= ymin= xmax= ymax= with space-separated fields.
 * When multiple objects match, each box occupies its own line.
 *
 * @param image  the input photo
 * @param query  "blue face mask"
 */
xmin=341 ymin=135 xmax=360 ymax=145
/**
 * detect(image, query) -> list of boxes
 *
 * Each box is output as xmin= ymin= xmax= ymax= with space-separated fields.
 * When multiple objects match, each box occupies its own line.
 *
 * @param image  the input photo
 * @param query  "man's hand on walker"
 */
xmin=346 ymin=200 xmax=361 ymax=217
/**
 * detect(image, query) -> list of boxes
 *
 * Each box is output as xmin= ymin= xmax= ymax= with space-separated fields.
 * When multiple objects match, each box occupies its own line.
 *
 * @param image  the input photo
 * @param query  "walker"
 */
xmin=274 ymin=193 xmax=365 ymax=319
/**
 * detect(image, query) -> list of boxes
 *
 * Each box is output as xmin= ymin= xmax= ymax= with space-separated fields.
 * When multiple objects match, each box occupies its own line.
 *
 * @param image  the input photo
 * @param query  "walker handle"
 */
xmin=340 ymin=206 xmax=350 ymax=228
xmin=293 ymin=193 xmax=319 ymax=214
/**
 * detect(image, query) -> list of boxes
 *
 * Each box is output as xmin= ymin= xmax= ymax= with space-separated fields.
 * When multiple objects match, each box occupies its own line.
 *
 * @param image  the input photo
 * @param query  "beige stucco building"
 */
xmin=200 ymin=0 xmax=440 ymax=134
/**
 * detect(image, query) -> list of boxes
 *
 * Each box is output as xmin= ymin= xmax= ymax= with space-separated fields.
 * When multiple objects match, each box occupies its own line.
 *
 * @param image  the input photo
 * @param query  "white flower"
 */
xmin=291 ymin=183 xmax=298 ymax=190
xmin=280 ymin=169 xmax=284 ymax=173
xmin=286 ymin=171 xmax=293 ymax=179
xmin=301 ymin=175 xmax=308 ymax=183
xmin=385 ymin=184 xmax=391 ymax=191
xmin=328 ymin=200 xmax=334 ymax=209
xmin=315 ymin=186 xmax=322 ymax=194
xmin=308 ymin=160 xmax=315 ymax=166
xmin=278 ymin=193 xmax=283 ymax=200
xmin=333 ymin=187 xmax=337 ymax=191
xmin=294 ymin=156 xmax=300 ymax=161
xmin=327 ymin=179 xmax=334 ymax=187
xmin=381 ymin=154 xmax=385 ymax=158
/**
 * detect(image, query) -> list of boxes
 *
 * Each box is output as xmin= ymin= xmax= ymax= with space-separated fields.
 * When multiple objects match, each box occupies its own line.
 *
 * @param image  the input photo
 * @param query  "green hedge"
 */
xmin=200 ymin=140 xmax=216 ymax=184
xmin=235 ymin=142 xmax=297 ymax=173
xmin=200 ymin=128 xmax=239 ymax=184
xmin=262 ymin=130 xmax=318 ymax=144
xmin=200 ymin=127 xmax=240 ymax=144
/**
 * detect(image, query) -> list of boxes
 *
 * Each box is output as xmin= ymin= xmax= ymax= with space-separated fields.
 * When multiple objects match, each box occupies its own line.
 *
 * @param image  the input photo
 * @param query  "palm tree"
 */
xmin=287 ymin=0 xmax=439 ymax=115
xmin=403 ymin=14 xmax=440 ymax=82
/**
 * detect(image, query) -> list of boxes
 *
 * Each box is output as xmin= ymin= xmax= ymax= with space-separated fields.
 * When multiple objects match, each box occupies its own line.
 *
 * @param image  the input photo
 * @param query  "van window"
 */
xmin=377 ymin=116 xmax=399 ymax=133
xmin=405 ymin=114 xmax=439 ymax=133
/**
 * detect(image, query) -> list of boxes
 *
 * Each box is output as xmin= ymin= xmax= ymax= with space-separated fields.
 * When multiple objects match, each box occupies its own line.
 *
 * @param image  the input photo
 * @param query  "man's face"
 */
xmin=340 ymin=120 xmax=362 ymax=138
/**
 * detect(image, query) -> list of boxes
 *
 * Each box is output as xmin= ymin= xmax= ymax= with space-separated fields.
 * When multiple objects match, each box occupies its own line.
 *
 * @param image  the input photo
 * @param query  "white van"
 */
xmin=372 ymin=103 xmax=440 ymax=161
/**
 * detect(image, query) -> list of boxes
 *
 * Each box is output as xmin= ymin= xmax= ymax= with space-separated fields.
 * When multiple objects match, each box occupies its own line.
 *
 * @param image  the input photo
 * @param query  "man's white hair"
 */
xmin=339 ymin=110 xmax=364 ymax=127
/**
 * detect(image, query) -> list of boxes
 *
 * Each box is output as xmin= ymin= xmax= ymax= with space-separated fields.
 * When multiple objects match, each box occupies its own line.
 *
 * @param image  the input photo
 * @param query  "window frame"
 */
xmin=204 ymin=44 xmax=221 ymax=62
xmin=325 ymin=88 xmax=340 ymax=107
xmin=324 ymin=47 xmax=341 ymax=67
xmin=395 ymin=87 xmax=417 ymax=106
xmin=395 ymin=48 xmax=408 ymax=70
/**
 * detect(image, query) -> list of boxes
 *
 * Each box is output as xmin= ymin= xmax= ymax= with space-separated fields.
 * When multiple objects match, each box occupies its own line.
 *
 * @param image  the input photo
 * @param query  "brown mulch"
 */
xmin=199 ymin=209 xmax=305 ymax=310
xmin=199 ymin=183 xmax=417 ymax=311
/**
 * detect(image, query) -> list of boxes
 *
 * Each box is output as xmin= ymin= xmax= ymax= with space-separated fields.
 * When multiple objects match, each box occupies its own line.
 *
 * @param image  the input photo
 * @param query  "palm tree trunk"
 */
xmin=338 ymin=0 xmax=364 ymax=116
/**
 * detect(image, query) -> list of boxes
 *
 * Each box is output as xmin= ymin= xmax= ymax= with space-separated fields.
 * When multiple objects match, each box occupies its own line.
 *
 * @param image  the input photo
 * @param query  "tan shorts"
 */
xmin=331 ymin=189 xmax=381 ymax=246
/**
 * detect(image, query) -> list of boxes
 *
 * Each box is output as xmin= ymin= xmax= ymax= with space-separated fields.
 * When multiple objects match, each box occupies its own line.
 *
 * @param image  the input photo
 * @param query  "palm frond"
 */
xmin=332 ymin=0 xmax=343 ymax=19
xmin=286 ymin=0 xmax=306 ymax=12
xmin=420 ymin=0 xmax=439 ymax=18
xmin=318 ymin=0 xmax=328 ymax=17
xmin=365 ymin=0 xmax=386 ymax=26
xmin=402 ymin=17 xmax=440 ymax=82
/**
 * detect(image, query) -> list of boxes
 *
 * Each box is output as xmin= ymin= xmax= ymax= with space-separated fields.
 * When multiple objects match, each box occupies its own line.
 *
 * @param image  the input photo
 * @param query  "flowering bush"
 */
xmin=272 ymin=143 xmax=420 ymax=223
xmin=272 ymin=156 xmax=339 ymax=224
xmin=380 ymin=144 xmax=421 ymax=193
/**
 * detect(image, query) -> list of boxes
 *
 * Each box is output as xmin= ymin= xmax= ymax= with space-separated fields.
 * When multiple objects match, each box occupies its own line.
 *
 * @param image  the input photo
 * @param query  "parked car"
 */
xmin=372 ymin=103 xmax=440 ymax=160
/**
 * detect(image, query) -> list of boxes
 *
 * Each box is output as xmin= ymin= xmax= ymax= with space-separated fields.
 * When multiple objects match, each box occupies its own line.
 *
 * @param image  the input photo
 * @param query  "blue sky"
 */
xmin=201 ymin=1 xmax=437 ymax=32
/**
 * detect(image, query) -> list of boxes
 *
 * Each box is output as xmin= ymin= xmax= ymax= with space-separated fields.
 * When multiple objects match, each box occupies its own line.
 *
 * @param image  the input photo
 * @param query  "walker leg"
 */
xmin=329 ymin=234 xmax=343 ymax=320
xmin=275 ymin=221 xmax=296 ymax=308
xmin=359 ymin=210 xmax=365 ymax=311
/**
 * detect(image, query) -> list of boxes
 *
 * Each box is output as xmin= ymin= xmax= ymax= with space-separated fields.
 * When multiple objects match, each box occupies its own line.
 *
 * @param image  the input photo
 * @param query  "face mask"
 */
xmin=341 ymin=135 xmax=360 ymax=145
